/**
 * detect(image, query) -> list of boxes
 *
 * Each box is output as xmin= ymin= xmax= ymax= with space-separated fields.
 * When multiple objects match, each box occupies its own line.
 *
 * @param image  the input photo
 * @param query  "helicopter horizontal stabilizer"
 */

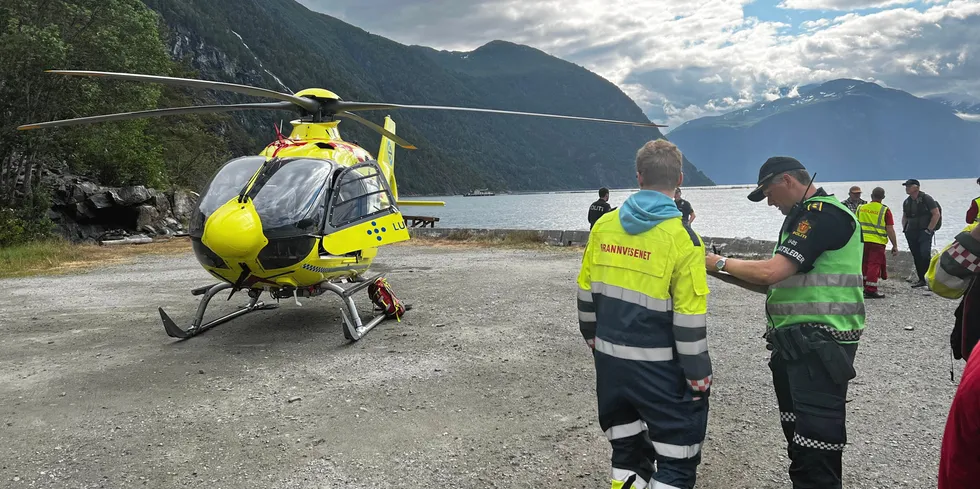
xmin=396 ymin=200 xmax=446 ymax=207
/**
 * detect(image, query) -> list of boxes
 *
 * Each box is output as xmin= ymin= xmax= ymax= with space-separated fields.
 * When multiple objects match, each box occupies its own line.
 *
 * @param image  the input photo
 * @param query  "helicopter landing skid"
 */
xmin=323 ymin=273 xmax=413 ymax=342
xmin=159 ymin=282 xmax=278 ymax=340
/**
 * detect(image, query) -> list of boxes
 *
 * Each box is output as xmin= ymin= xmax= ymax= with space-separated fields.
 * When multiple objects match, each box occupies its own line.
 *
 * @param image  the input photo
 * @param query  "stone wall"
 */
xmin=407 ymin=227 xmax=921 ymax=279
xmin=43 ymin=171 xmax=199 ymax=244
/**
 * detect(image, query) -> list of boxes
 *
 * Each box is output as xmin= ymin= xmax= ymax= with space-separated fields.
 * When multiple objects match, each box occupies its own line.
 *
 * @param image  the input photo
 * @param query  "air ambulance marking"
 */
xmin=600 ymin=243 xmax=651 ymax=260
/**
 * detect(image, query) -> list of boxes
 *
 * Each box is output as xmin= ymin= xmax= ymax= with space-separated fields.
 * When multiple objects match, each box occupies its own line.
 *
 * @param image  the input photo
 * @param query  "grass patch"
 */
xmin=0 ymin=237 xmax=191 ymax=279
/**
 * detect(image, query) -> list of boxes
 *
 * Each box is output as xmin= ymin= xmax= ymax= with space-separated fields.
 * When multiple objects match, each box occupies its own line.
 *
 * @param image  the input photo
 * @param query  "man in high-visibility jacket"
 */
xmin=964 ymin=177 xmax=980 ymax=224
xmin=856 ymin=187 xmax=898 ymax=298
xmin=704 ymin=156 xmax=864 ymax=489
xmin=577 ymin=139 xmax=711 ymax=489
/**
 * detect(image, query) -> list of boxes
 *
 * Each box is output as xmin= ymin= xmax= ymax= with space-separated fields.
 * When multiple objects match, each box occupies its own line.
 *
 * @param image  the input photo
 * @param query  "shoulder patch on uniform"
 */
xmin=806 ymin=202 xmax=823 ymax=212
xmin=792 ymin=218 xmax=811 ymax=238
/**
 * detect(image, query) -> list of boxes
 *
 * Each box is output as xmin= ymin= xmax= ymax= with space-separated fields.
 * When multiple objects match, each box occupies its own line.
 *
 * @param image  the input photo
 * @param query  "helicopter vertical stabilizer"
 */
xmin=377 ymin=115 xmax=398 ymax=201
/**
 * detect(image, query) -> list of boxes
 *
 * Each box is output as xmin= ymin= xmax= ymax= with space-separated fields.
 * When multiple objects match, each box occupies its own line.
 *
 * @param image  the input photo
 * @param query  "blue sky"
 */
xmin=743 ymin=0 xmax=935 ymax=32
xmin=296 ymin=0 xmax=980 ymax=127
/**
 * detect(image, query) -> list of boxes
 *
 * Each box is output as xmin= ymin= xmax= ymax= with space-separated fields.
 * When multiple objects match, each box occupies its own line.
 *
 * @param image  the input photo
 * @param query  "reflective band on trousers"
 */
xmin=592 ymin=282 xmax=672 ymax=312
xmin=593 ymin=337 xmax=674 ymax=362
xmin=652 ymin=441 xmax=702 ymax=459
xmin=770 ymin=273 xmax=864 ymax=289
xmin=767 ymin=301 xmax=865 ymax=317
xmin=605 ymin=420 xmax=647 ymax=440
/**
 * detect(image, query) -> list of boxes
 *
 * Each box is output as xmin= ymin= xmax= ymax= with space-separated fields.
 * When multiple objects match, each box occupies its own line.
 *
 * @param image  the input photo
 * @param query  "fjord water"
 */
xmin=411 ymin=178 xmax=977 ymax=251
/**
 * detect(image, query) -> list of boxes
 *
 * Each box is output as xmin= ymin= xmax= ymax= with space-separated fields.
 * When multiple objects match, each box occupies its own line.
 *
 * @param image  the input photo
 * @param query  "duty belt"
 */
xmin=765 ymin=323 xmax=863 ymax=343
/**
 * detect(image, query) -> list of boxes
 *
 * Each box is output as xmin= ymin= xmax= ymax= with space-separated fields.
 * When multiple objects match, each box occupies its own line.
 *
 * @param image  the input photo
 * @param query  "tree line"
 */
xmin=0 ymin=0 xmax=251 ymax=246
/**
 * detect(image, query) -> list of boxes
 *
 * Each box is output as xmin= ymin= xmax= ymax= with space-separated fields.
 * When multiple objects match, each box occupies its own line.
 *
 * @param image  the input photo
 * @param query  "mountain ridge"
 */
xmin=666 ymin=78 xmax=980 ymax=184
xmin=141 ymin=0 xmax=714 ymax=194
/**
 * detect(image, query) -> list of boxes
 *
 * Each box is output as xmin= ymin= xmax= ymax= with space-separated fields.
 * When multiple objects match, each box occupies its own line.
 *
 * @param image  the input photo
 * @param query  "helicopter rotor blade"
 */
xmin=17 ymin=101 xmax=299 ymax=131
xmin=332 ymin=101 xmax=667 ymax=128
xmin=43 ymin=70 xmax=321 ymax=113
xmin=336 ymin=111 xmax=418 ymax=150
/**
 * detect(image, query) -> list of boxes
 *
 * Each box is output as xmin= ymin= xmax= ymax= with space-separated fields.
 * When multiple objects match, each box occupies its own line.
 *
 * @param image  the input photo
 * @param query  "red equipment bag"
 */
xmin=368 ymin=277 xmax=406 ymax=321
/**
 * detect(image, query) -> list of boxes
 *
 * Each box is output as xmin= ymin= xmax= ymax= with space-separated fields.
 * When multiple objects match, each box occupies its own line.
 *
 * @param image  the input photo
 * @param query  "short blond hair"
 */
xmin=635 ymin=139 xmax=683 ymax=189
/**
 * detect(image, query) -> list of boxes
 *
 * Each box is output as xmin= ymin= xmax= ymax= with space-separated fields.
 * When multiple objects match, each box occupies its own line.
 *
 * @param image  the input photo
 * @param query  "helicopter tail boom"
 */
xmin=377 ymin=115 xmax=399 ymax=201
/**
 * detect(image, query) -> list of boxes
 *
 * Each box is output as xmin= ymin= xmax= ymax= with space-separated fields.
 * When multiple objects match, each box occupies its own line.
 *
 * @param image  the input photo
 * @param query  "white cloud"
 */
xmin=778 ymin=0 xmax=917 ymax=10
xmin=296 ymin=0 xmax=980 ymax=127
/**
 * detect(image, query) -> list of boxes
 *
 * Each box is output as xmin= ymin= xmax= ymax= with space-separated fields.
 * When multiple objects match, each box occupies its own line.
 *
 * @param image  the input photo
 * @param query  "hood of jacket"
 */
xmin=618 ymin=189 xmax=682 ymax=235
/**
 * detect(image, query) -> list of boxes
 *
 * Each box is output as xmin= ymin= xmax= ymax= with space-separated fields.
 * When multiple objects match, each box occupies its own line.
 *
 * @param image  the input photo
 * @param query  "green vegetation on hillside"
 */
xmin=0 ymin=0 xmax=249 ymax=245
xmin=1 ymin=0 xmax=714 ymax=247
xmin=140 ymin=0 xmax=714 ymax=194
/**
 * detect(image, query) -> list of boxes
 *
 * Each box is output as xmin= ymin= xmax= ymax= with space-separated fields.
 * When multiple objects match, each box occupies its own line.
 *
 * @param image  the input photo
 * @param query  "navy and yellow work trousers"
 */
xmin=595 ymin=349 xmax=709 ymax=489
xmin=767 ymin=325 xmax=859 ymax=489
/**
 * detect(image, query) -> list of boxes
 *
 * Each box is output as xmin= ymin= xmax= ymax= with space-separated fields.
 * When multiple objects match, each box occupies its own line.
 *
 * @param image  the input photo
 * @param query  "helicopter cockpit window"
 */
xmin=250 ymin=158 xmax=335 ymax=237
xmin=189 ymin=155 xmax=265 ymax=236
xmin=328 ymin=164 xmax=393 ymax=229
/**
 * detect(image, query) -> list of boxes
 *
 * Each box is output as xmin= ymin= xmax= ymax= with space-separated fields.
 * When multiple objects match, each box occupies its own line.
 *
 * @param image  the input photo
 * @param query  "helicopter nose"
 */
xmin=201 ymin=199 xmax=268 ymax=259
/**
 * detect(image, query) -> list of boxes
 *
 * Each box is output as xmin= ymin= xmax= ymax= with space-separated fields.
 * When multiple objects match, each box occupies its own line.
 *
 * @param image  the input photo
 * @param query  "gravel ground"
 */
xmin=0 ymin=241 xmax=963 ymax=488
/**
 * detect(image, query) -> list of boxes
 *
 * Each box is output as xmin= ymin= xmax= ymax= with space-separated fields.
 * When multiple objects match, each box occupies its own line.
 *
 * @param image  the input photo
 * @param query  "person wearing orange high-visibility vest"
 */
xmin=856 ymin=187 xmax=899 ymax=298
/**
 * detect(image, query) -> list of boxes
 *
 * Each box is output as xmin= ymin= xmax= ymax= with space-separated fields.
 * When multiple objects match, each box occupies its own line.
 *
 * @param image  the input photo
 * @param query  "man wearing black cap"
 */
xmin=902 ymin=179 xmax=940 ymax=288
xmin=704 ymin=156 xmax=864 ymax=489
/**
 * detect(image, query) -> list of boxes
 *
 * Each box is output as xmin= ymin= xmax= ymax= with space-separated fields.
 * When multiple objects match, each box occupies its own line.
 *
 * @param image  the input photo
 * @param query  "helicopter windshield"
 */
xmin=248 ymin=158 xmax=336 ymax=237
xmin=189 ymin=155 xmax=265 ymax=236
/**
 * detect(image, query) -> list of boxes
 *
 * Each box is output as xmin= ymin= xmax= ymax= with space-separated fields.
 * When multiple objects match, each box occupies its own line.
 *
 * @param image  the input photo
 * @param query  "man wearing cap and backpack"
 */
xmin=901 ymin=179 xmax=942 ymax=288
xmin=704 ymin=156 xmax=864 ymax=489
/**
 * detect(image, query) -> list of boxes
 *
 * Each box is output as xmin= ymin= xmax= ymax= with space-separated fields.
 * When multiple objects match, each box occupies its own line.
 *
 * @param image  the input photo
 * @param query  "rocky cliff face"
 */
xmin=42 ymin=163 xmax=198 ymax=244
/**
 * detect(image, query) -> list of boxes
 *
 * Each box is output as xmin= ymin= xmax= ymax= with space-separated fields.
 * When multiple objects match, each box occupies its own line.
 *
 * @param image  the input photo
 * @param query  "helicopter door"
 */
xmin=320 ymin=161 xmax=409 ymax=255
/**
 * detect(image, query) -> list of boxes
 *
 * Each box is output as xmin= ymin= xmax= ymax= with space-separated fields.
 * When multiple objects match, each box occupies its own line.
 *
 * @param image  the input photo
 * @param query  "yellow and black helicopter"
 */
xmin=18 ymin=70 xmax=666 ymax=342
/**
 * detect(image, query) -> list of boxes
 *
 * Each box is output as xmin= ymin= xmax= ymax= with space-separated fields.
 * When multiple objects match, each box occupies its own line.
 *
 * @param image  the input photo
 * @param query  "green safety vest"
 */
xmin=766 ymin=195 xmax=866 ymax=343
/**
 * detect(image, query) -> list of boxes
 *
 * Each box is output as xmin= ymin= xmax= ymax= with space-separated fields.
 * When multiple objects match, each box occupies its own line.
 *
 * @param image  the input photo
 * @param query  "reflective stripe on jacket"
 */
xmin=766 ymin=195 xmax=866 ymax=343
xmin=857 ymin=201 xmax=889 ymax=245
xmin=928 ymin=222 xmax=980 ymax=299
xmin=577 ymin=208 xmax=711 ymax=395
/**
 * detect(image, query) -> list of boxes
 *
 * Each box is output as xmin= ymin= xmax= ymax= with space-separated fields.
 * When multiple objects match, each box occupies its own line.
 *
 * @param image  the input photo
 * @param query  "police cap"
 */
xmin=748 ymin=156 xmax=806 ymax=202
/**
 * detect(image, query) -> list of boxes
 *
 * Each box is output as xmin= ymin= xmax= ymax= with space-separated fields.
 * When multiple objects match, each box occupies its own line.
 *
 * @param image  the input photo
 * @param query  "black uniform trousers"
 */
xmin=905 ymin=228 xmax=933 ymax=282
xmin=767 ymin=327 xmax=858 ymax=489
xmin=596 ymin=350 xmax=709 ymax=489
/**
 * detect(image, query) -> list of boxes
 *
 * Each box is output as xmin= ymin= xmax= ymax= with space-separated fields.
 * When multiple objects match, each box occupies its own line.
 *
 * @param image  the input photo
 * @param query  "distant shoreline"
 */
xmin=399 ymin=176 xmax=974 ymax=198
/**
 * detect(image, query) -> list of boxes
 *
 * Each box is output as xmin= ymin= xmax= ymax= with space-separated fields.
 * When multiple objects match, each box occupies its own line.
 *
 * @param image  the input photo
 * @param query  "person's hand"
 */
xmin=585 ymin=338 xmax=595 ymax=350
xmin=705 ymin=252 xmax=722 ymax=271
xmin=891 ymin=246 xmax=898 ymax=256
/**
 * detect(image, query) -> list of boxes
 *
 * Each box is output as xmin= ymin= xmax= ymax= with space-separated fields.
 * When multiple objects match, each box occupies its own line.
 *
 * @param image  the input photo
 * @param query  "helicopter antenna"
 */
xmin=273 ymin=120 xmax=283 ymax=140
